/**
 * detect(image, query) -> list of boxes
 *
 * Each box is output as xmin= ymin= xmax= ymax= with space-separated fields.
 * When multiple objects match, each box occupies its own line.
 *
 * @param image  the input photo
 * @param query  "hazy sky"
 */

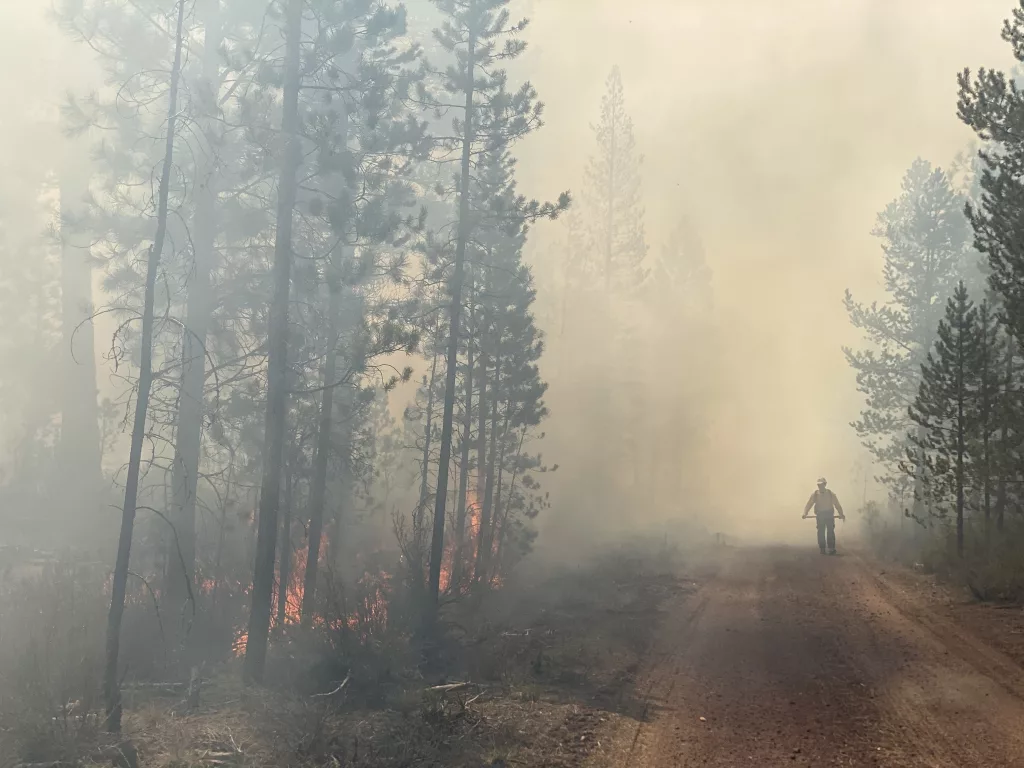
xmin=1 ymin=0 xmax=1018 ymax=538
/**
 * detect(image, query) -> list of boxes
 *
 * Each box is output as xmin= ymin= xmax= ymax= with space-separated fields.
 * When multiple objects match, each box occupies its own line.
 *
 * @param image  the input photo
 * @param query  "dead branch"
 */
xmin=312 ymin=672 xmax=351 ymax=697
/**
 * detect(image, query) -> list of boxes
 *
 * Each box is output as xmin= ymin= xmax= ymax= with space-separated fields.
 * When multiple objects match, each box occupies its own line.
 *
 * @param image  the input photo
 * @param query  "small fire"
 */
xmin=230 ymin=541 xmax=396 ymax=656
xmin=276 ymin=540 xmax=318 ymax=628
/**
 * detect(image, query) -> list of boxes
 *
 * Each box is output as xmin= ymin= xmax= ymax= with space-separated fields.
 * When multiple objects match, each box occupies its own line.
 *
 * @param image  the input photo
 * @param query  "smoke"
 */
xmin=0 ymin=0 xmax=1018 ymax=554
xmin=514 ymin=0 xmax=1015 ymax=549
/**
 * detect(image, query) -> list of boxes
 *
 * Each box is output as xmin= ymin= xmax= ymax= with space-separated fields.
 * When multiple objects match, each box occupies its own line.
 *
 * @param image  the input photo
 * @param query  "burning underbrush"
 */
xmin=0 ymin=535 xmax=699 ymax=767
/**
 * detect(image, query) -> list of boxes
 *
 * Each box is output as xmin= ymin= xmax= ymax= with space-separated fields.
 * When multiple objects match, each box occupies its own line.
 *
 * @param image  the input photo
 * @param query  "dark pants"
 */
xmin=816 ymin=513 xmax=836 ymax=552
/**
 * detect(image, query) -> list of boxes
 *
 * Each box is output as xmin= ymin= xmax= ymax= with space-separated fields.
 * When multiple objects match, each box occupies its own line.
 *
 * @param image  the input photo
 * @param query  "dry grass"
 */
xmin=117 ymin=679 xmax=621 ymax=768
xmin=127 ymin=705 xmax=275 ymax=768
xmin=1 ymin=536 xmax=697 ymax=768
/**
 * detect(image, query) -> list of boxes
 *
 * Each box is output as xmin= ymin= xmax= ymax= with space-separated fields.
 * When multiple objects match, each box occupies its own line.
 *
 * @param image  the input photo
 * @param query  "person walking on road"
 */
xmin=803 ymin=477 xmax=845 ymax=555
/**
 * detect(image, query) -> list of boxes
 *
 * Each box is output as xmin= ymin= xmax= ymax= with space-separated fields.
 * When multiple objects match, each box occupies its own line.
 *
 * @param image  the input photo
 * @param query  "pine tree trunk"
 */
xmin=493 ymin=429 xmax=526 ymax=581
xmin=451 ymin=279 xmax=475 ymax=593
xmin=276 ymin=456 xmax=294 ymax=630
xmin=912 ymin=424 xmax=928 ymax=532
xmin=416 ymin=339 xmax=441 ymax=577
xmin=210 ymin=475 xmax=230 ymax=615
xmin=300 ymin=42 xmax=357 ymax=621
xmin=243 ymin=0 xmax=303 ymax=685
xmin=331 ymin=354 xmax=358 ymax=567
xmin=996 ymin=335 xmax=1014 ymax=533
xmin=983 ymin=431 xmax=991 ymax=542
xmin=956 ymin=382 xmax=965 ymax=560
xmin=166 ymin=0 xmax=222 ymax=624
xmin=474 ymin=346 xmax=488 ymax=580
xmin=301 ymin=277 xmax=343 ymax=627
xmin=104 ymin=0 xmax=186 ymax=732
xmin=427 ymin=35 xmax=476 ymax=608
xmin=486 ymin=413 xmax=511 ymax=585
xmin=475 ymin=356 xmax=501 ymax=584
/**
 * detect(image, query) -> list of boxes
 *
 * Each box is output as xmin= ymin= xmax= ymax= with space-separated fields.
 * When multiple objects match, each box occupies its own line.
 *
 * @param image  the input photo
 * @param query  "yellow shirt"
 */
xmin=804 ymin=488 xmax=843 ymax=515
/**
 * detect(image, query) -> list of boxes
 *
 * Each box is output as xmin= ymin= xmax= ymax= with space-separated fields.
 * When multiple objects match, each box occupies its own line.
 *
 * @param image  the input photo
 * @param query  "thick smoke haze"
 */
xmin=0 ymin=0 xmax=1014 ymax=551
xmin=7 ymin=2 xmax=1024 ymax=763
xmin=514 ymin=0 xmax=1015 ymax=545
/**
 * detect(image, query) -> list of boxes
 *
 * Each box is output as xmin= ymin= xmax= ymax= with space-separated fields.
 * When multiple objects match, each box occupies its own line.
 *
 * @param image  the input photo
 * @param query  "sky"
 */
xmin=0 ymin=0 xmax=1019 ymax=542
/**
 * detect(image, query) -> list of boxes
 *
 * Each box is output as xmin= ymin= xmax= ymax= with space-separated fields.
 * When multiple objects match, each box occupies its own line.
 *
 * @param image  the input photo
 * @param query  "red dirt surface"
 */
xmin=606 ymin=546 xmax=1024 ymax=767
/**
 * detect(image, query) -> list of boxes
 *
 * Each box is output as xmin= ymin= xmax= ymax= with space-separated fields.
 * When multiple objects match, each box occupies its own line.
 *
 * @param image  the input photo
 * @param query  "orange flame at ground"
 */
xmin=231 ymin=537 xmax=399 ymax=656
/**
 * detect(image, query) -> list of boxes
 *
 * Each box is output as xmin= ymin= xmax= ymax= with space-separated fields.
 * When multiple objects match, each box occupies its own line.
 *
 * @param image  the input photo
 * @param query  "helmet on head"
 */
xmin=817 ymin=477 xmax=827 ymax=486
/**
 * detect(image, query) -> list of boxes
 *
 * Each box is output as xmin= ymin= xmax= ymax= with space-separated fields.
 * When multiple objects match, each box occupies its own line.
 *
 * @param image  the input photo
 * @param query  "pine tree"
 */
xmin=295 ymin=0 xmax=427 ymax=628
xmin=993 ymin=333 xmax=1024 ymax=531
xmin=165 ymin=0 xmax=222 ymax=633
xmin=958 ymin=7 xmax=1024 ymax=345
xmin=948 ymin=9 xmax=1024 ymax=539
xmin=423 ymin=0 xmax=566 ymax=610
xmin=973 ymin=300 xmax=1002 ymax=536
xmin=556 ymin=65 xmax=648 ymax=522
xmin=103 ymin=0 xmax=187 ymax=731
xmin=583 ymin=66 xmax=647 ymax=295
xmin=56 ymin=0 xmax=273 ymax=628
xmin=243 ymin=0 xmax=303 ymax=685
xmin=845 ymin=159 xmax=975 ymax=503
xmin=907 ymin=282 xmax=980 ymax=558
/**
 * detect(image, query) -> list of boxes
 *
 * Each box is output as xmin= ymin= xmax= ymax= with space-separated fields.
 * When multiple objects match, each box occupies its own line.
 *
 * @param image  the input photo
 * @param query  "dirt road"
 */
xmin=619 ymin=546 xmax=1024 ymax=767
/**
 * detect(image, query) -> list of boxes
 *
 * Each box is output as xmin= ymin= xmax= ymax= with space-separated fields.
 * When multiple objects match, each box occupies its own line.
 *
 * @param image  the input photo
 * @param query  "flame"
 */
xmin=274 ymin=535 xmax=331 ymax=629
xmin=230 ymin=541 xmax=397 ymax=656
xmin=463 ymin=488 xmax=501 ymax=589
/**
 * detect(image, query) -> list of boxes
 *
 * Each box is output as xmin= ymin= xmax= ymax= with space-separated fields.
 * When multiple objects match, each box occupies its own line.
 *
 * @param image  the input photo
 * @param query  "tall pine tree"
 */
xmin=958 ymin=6 xmax=1024 ymax=345
xmin=845 ymin=159 xmax=975 ymax=508
xmin=907 ymin=282 xmax=980 ymax=558
xmin=424 ymin=0 xmax=566 ymax=610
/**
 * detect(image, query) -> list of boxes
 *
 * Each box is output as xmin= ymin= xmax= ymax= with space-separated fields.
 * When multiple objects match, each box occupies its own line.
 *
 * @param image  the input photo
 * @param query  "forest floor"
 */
xmin=18 ymin=540 xmax=1024 ymax=767
xmin=98 ymin=537 xmax=699 ymax=768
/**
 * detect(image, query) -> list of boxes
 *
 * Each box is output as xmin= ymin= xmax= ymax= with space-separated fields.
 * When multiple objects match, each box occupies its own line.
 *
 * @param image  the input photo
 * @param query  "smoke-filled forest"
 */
xmin=10 ymin=0 xmax=1024 ymax=766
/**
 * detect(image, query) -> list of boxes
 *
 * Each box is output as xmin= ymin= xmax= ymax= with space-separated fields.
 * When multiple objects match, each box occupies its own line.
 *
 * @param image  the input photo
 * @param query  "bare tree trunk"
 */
xmin=426 ymin=36 xmax=476 ymax=608
xmin=166 ymin=0 xmax=222 ymax=628
xmin=475 ymin=356 xmax=501 ymax=583
xmin=243 ymin=0 xmax=303 ymax=685
xmin=103 ymin=0 xmax=186 ymax=732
